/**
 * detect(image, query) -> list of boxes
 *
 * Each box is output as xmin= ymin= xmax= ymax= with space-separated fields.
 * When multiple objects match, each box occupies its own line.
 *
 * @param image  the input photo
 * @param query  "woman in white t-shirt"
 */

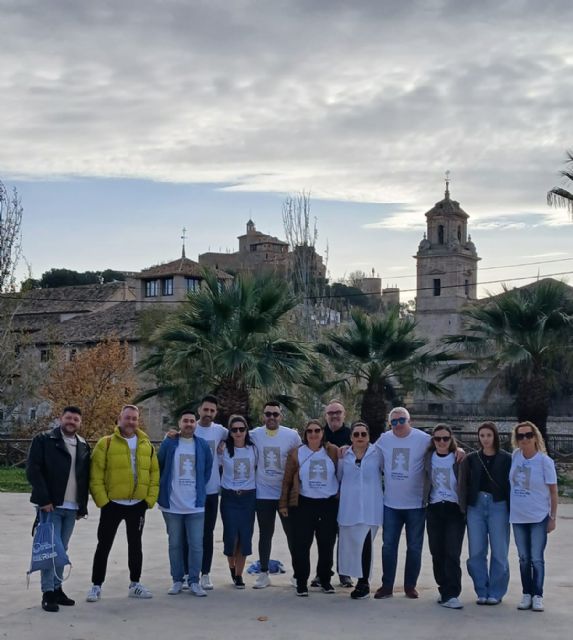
xmin=510 ymin=421 xmax=558 ymax=613
xmin=423 ymin=424 xmax=465 ymax=610
xmin=220 ymin=415 xmax=257 ymax=589
xmin=337 ymin=421 xmax=384 ymax=600
xmin=279 ymin=420 xmax=339 ymax=597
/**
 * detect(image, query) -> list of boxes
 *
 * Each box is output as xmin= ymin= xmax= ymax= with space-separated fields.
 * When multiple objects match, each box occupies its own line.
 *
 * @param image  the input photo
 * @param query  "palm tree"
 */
xmin=317 ymin=307 xmax=453 ymax=441
xmin=547 ymin=150 xmax=573 ymax=214
xmin=137 ymin=270 xmax=312 ymax=425
xmin=443 ymin=279 xmax=573 ymax=442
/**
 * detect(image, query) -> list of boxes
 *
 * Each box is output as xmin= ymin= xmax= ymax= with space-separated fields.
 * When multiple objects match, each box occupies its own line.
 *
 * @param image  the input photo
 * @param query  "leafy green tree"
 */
xmin=317 ymin=307 xmax=452 ymax=440
xmin=137 ymin=271 xmax=312 ymax=426
xmin=547 ymin=150 xmax=573 ymax=214
xmin=443 ymin=279 xmax=573 ymax=442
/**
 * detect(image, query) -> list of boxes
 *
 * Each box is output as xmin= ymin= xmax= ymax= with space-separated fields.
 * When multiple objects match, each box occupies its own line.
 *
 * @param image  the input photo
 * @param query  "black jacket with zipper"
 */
xmin=26 ymin=426 xmax=91 ymax=517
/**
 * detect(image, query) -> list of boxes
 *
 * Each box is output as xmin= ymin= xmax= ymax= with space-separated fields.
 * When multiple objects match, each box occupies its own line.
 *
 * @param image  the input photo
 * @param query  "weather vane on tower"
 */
xmin=181 ymin=226 xmax=187 ymax=259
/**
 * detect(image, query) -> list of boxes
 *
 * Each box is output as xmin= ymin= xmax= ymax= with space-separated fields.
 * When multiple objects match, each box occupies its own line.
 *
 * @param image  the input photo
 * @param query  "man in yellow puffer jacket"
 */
xmin=86 ymin=405 xmax=159 ymax=603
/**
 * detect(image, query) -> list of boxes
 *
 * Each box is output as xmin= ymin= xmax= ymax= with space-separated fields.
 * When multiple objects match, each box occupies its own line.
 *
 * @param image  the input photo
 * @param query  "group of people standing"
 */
xmin=26 ymin=398 xmax=558 ymax=614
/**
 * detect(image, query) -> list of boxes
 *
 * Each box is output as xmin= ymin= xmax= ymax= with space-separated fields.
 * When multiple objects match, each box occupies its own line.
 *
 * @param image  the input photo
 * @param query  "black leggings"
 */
xmin=201 ymin=493 xmax=219 ymax=574
xmin=91 ymin=500 xmax=147 ymax=586
xmin=256 ymin=498 xmax=295 ymax=573
xmin=358 ymin=530 xmax=372 ymax=584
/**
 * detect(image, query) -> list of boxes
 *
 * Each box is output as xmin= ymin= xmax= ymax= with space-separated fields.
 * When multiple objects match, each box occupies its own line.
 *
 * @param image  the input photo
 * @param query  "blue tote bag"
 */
xmin=27 ymin=511 xmax=71 ymax=584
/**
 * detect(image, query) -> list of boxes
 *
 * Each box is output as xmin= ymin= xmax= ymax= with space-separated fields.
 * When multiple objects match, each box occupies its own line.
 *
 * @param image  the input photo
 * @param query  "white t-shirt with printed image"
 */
xmin=297 ymin=446 xmax=339 ymax=499
xmin=375 ymin=427 xmax=431 ymax=509
xmin=509 ymin=450 xmax=557 ymax=524
xmin=195 ymin=423 xmax=228 ymax=494
xmin=250 ymin=426 xmax=302 ymax=499
xmin=429 ymin=452 xmax=459 ymax=504
xmin=160 ymin=437 xmax=204 ymax=514
xmin=221 ymin=446 xmax=257 ymax=491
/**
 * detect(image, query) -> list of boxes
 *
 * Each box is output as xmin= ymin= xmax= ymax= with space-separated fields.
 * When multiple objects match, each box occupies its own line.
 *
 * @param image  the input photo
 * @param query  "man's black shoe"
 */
xmin=41 ymin=591 xmax=59 ymax=612
xmin=55 ymin=587 xmax=75 ymax=606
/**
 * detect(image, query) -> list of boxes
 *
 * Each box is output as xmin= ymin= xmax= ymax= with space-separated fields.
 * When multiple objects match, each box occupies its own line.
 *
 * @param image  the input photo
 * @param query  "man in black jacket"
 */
xmin=26 ymin=406 xmax=91 ymax=612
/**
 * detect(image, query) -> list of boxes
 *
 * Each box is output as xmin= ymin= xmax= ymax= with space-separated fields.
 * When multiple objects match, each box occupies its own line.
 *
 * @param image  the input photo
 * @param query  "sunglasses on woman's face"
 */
xmin=390 ymin=417 xmax=407 ymax=426
xmin=516 ymin=431 xmax=535 ymax=441
xmin=306 ymin=428 xmax=322 ymax=435
xmin=433 ymin=435 xmax=451 ymax=443
xmin=352 ymin=431 xmax=368 ymax=438
xmin=231 ymin=426 xmax=247 ymax=433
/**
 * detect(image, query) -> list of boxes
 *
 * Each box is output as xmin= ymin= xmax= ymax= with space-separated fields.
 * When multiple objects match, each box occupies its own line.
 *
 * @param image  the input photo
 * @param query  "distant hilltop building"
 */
xmin=198 ymin=219 xmax=327 ymax=282
xmin=355 ymin=268 xmax=401 ymax=311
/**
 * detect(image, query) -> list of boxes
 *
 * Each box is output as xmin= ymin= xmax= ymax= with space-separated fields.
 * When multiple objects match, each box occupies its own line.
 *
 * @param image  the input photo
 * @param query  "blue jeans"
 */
xmin=466 ymin=493 xmax=510 ymax=600
xmin=40 ymin=507 xmax=76 ymax=593
xmin=162 ymin=511 xmax=205 ymax=584
xmin=382 ymin=506 xmax=426 ymax=589
xmin=512 ymin=518 xmax=548 ymax=597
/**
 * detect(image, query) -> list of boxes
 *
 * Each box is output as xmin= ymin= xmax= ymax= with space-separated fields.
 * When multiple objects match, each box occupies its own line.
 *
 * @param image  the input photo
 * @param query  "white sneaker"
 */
xmin=517 ymin=594 xmax=532 ymax=610
xmin=181 ymin=575 xmax=190 ymax=591
xmin=128 ymin=582 xmax=153 ymax=599
xmin=168 ymin=581 xmax=183 ymax=595
xmin=200 ymin=574 xmax=214 ymax=590
xmin=476 ymin=596 xmax=487 ymax=605
xmin=532 ymin=596 xmax=544 ymax=612
xmin=486 ymin=597 xmax=501 ymax=605
xmin=253 ymin=572 xmax=271 ymax=589
xmin=86 ymin=585 xmax=101 ymax=602
xmin=189 ymin=582 xmax=207 ymax=597
xmin=441 ymin=597 xmax=463 ymax=609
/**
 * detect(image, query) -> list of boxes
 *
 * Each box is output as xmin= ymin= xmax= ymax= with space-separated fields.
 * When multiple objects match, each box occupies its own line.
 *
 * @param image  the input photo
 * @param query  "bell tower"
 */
xmin=415 ymin=174 xmax=480 ymax=341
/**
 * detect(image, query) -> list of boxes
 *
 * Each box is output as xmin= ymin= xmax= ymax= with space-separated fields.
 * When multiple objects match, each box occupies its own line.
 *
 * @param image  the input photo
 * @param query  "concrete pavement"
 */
xmin=1 ymin=493 xmax=572 ymax=639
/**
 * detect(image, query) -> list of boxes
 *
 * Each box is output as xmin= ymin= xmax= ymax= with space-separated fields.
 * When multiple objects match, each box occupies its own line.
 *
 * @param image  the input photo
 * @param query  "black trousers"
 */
xmin=291 ymin=495 xmax=338 ymax=587
xmin=91 ymin=500 xmax=147 ymax=586
xmin=359 ymin=530 xmax=372 ymax=584
xmin=256 ymin=498 xmax=296 ymax=573
xmin=426 ymin=501 xmax=466 ymax=600
xmin=201 ymin=493 xmax=219 ymax=574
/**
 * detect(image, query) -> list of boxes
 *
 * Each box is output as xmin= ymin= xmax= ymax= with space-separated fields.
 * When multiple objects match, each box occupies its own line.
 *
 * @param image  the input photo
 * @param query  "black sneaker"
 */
xmin=41 ymin=591 xmax=59 ymax=613
xmin=339 ymin=575 xmax=354 ymax=588
xmin=321 ymin=583 xmax=336 ymax=594
xmin=296 ymin=584 xmax=309 ymax=597
xmin=310 ymin=576 xmax=321 ymax=588
xmin=233 ymin=575 xmax=246 ymax=589
xmin=54 ymin=587 xmax=75 ymax=606
xmin=351 ymin=584 xmax=370 ymax=600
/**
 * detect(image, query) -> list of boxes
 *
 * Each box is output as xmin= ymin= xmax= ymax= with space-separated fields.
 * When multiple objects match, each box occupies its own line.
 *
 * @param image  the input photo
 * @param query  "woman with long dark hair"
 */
xmin=423 ymin=424 xmax=465 ymax=609
xmin=461 ymin=421 xmax=511 ymax=605
xmin=279 ymin=420 xmax=339 ymax=597
xmin=220 ymin=415 xmax=257 ymax=589
xmin=337 ymin=421 xmax=384 ymax=600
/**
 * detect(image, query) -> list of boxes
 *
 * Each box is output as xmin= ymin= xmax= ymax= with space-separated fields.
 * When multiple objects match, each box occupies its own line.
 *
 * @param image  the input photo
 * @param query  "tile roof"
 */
xmin=137 ymin=257 xmax=233 ymax=279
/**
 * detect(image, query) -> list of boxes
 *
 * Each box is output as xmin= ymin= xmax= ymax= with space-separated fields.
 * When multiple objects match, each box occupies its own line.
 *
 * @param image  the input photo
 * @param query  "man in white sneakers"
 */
xmin=250 ymin=401 xmax=301 ymax=589
xmin=194 ymin=395 xmax=228 ymax=591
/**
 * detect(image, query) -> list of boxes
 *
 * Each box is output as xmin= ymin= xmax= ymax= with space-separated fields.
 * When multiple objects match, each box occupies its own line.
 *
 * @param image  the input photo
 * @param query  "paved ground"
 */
xmin=1 ymin=493 xmax=572 ymax=639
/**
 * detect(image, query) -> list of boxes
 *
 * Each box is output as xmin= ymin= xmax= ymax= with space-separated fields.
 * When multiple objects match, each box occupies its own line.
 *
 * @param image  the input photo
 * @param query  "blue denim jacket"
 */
xmin=157 ymin=435 xmax=213 ymax=509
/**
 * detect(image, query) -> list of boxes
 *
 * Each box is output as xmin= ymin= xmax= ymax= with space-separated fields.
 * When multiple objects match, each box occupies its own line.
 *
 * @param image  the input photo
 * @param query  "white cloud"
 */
xmin=0 ymin=0 xmax=572 ymax=227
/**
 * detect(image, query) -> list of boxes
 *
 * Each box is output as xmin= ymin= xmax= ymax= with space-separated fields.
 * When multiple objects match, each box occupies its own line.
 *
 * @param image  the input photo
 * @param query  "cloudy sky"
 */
xmin=1 ymin=0 xmax=572 ymax=297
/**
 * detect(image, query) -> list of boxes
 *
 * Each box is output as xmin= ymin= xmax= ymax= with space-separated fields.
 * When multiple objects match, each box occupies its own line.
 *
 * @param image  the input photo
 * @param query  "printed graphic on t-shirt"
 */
xmin=432 ymin=467 xmax=451 ymax=498
xmin=512 ymin=465 xmax=531 ymax=496
xmin=309 ymin=459 xmax=327 ymax=488
xmin=391 ymin=448 xmax=410 ymax=479
xmin=178 ymin=454 xmax=196 ymax=485
xmin=234 ymin=458 xmax=251 ymax=481
xmin=263 ymin=447 xmax=282 ymax=475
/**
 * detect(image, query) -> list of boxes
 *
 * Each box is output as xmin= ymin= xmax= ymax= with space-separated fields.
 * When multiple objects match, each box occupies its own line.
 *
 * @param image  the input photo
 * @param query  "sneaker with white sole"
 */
xmin=253 ymin=572 xmax=271 ymax=589
xmin=532 ymin=596 xmax=544 ymax=612
xmin=486 ymin=597 xmax=501 ymax=605
xmin=189 ymin=582 xmax=207 ymax=597
xmin=86 ymin=585 xmax=101 ymax=603
xmin=441 ymin=597 xmax=464 ymax=609
xmin=168 ymin=581 xmax=183 ymax=595
xmin=517 ymin=594 xmax=532 ymax=610
xmin=200 ymin=574 xmax=214 ymax=590
xmin=476 ymin=596 xmax=487 ymax=605
xmin=128 ymin=582 xmax=153 ymax=599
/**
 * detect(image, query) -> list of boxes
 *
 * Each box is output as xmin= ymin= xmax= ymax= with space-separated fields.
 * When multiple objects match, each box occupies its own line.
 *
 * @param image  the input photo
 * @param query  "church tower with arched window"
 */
xmin=415 ymin=176 xmax=480 ymax=341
